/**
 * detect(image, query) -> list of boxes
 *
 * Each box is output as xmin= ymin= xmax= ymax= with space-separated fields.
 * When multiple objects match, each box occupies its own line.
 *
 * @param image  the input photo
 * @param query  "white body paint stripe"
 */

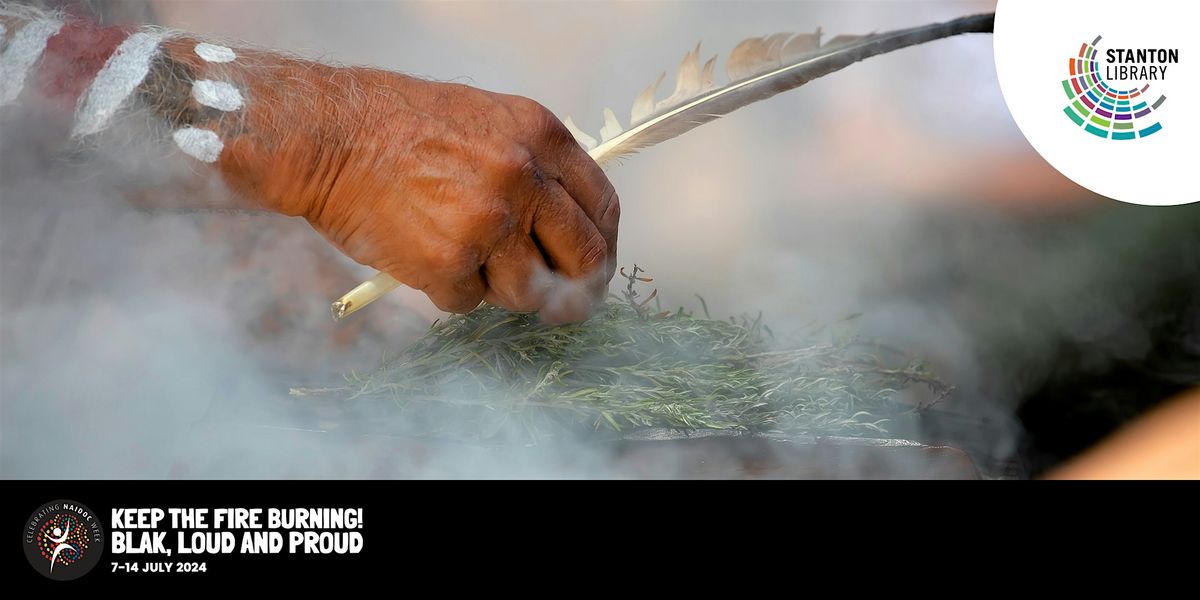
xmin=0 ymin=18 xmax=65 ymax=106
xmin=192 ymin=79 xmax=243 ymax=111
xmin=172 ymin=126 xmax=224 ymax=162
xmin=72 ymin=30 xmax=167 ymax=137
xmin=194 ymin=42 xmax=236 ymax=63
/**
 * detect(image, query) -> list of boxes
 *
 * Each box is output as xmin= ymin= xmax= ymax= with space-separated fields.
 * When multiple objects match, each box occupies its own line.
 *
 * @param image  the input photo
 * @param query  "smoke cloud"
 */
xmin=3 ymin=0 xmax=1197 ymax=479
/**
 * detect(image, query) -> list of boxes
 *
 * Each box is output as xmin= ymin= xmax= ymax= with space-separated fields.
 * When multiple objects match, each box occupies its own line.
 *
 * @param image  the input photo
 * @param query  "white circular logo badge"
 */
xmin=994 ymin=0 xmax=1198 ymax=206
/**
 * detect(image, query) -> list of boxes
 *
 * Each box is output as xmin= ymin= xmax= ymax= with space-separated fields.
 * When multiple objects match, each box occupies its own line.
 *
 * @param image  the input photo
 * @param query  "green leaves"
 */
xmin=318 ymin=296 xmax=946 ymax=442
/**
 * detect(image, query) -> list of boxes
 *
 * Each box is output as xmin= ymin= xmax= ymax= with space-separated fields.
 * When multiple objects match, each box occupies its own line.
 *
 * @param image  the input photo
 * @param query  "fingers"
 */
xmin=530 ymin=181 xmax=609 ymax=323
xmin=377 ymin=236 xmax=487 ymax=314
xmin=549 ymin=128 xmax=621 ymax=284
xmin=509 ymin=97 xmax=620 ymax=285
xmin=481 ymin=235 xmax=551 ymax=312
xmin=422 ymin=270 xmax=486 ymax=314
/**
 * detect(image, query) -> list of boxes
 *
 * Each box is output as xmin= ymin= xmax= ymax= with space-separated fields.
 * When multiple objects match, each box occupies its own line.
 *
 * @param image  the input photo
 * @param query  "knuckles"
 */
xmin=596 ymin=183 xmax=621 ymax=231
xmin=475 ymin=199 xmax=515 ymax=236
xmin=492 ymin=143 xmax=535 ymax=179
xmin=506 ymin=95 xmax=576 ymax=150
xmin=497 ymin=289 xmax=542 ymax=313
xmin=427 ymin=244 xmax=482 ymax=278
xmin=578 ymin=231 xmax=609 ymax=274
xmin=508 ymin=96 xmax=557 ymax=131
xmin=433 ymin=293 xmax=482 ymax=314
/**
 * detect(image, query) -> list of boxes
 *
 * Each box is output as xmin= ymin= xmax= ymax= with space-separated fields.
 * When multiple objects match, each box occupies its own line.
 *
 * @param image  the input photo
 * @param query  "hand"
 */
xmin=254 ymin=69 xmax=619 ymax=324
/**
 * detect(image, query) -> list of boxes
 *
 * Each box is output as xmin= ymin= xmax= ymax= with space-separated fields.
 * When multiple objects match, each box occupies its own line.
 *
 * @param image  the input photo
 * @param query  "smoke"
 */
xmin=3 ymin=0 xmax=1197 ymax=479
xmin=0 ymin=79 xmax=430 ymax=477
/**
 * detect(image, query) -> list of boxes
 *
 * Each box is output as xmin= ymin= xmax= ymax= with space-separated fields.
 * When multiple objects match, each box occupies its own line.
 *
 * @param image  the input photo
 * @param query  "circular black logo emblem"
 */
xmin=22 ymin=500 xmax=105 ymax=581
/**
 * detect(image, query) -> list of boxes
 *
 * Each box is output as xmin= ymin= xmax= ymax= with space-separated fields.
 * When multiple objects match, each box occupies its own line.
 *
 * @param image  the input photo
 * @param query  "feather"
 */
xmin=336 ymin=13 xmax=995 ymax=320
xmin=583 ymin=13 xmax=994 ymax=165
xmin=725 ymin=36 xmax=768 ymax=82
xmin=782 ymin=27 xmax=823 ymax=61
xmin=562 ymin=116 xmax=596 ymax=151
xmin=630 ymin=72 xmax=665 ymax=125
xmin=824 ymin=33 xmax=872 ymax=48
xmin=599 ymin=107 xmax=624 ymax=142
xmin=700 ymin=56 xmax=717 ymax=90
xmin=654 ymin=43 xmax=702 ymax=113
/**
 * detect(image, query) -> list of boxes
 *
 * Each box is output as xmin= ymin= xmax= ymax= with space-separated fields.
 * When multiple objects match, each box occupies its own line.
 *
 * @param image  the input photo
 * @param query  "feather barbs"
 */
xmin=559 ymin=26 xmax=854 ymax=160
xmin=562 ymin=15 xmax=993 ymax=165
xmin=562 ymin=116 xmax=596 ymax=151
xmin=566 ymin=26 xmax=831 ymax=158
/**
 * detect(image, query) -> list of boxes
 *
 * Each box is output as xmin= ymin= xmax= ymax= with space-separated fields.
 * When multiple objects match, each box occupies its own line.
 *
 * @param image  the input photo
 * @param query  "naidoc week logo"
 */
xmin=1061 ymin=35 xmax=1176 ymax=140
xmin=22 ymin=500 xmax=106 ymax=581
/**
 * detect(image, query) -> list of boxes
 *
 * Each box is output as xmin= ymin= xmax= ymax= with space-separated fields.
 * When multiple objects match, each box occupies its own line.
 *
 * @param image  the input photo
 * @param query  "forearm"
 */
xmin=1 ymin=4 xmax=381 ymax=217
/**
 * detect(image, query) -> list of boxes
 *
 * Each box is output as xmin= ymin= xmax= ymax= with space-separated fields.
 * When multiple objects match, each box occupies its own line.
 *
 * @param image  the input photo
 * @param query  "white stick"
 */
xmin=331 ymin=271 xmax=402 ymax=321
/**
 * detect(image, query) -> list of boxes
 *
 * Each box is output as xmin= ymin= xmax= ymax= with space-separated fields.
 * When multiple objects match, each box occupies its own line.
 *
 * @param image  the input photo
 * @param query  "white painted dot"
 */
xmin=194 ymin=42 xmax=236 ymax=63
xmin=191 ymin=80 xmax=243 ymax=111
xmin=172 ymin=127 xmax=224 ymax=163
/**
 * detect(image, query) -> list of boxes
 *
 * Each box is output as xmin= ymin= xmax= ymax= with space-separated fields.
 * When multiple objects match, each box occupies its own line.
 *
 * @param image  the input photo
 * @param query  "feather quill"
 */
xmin=332 ymin=13 xmax=995 ymax=320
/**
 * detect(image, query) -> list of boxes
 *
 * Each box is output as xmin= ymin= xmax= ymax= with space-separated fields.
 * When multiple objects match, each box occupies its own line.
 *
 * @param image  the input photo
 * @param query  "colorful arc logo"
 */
xmin=1062 ymin=35 xmax=1166 ymax=140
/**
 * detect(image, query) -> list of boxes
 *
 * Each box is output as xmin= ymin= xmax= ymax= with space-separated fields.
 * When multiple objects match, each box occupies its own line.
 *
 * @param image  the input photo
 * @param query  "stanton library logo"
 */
xmin=1060 ymin=35 xmax=1176 ymax=140
xmin=22 ymin=500 xmax=106 ymax=581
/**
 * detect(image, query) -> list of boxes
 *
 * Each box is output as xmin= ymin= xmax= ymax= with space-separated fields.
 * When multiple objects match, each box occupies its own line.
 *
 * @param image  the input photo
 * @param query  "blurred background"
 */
xmin=2 ymin=0 xmax=1197 ymax=478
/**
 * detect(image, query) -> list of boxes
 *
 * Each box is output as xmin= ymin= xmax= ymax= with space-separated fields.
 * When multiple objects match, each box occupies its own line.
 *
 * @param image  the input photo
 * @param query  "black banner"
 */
xmin=4 ymin=479 xmax=1194 ymax=586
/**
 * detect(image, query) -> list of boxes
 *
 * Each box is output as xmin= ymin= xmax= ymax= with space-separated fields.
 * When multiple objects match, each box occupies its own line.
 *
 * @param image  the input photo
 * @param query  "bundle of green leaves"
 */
xmin=298 ymin=268 xmax=948 ymax=442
